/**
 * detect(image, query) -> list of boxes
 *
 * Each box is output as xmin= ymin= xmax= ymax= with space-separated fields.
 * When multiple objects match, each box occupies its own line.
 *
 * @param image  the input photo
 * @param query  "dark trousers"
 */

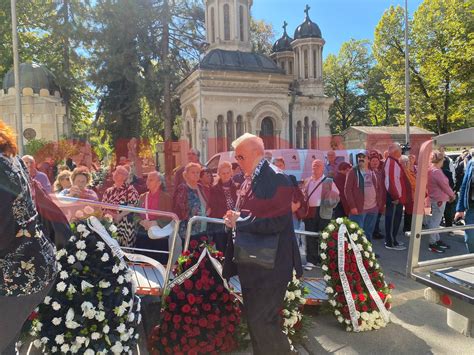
xmin=135 ymin=227 xmax=169 ymax=265
xmin=374 ymin=213 xmax=383 ymax=236
xmin=207 ymin=224 xmax=230 ymax=253
xmin=443 ymin=199 xmax=456 ymax=227
xmin=385 ymin=194 xmax=403 ymax=246
xmin=403 ymin=211 xmax=412 ymax=233
xmin=241 ymin=283 xmax=292 ymax=355
xmin=304 ymin=207 xmax=330 ymax=265
xmin=334 ymin=202 xmax=347 ymax=218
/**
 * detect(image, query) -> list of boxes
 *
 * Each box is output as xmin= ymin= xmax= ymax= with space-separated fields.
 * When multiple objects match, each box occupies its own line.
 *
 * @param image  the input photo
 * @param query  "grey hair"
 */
xmin=189 ymin=148 xmax=200 ymax=157
xmin=388 ymin=143 xmax=401 ymax=154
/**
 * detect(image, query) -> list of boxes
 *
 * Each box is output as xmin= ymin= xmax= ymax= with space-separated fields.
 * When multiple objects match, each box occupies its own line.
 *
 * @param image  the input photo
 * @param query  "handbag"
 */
xmin=295 ymin=177 xmax=327 ymax=220
xmin=233 ymin=231 xmax=279 ymax=269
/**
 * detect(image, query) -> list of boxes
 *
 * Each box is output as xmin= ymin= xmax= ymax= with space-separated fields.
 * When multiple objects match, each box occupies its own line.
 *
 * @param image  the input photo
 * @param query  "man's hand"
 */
xmin=350 ymin=208 xmax=358 ymax=215
xmin=224 ymin=210 xmax=240 ymax=229
xmin=455 ymin=211 xmax=465 ymax=221
xmin=449 ymin=195 xmax=456 ymax=203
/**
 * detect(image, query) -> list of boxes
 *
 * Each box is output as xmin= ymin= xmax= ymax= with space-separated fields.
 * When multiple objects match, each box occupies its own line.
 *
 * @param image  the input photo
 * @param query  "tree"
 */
xmin=373 ymin=1 xmax=473 ymax=134
xmin=323 ymin=39 xmax=373 ymax=134
xmin=250 ymin=17 xmax=274 ymax=55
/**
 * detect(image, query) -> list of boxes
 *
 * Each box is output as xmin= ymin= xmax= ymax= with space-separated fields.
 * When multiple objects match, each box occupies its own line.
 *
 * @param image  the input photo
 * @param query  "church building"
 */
xmin=177 ymin=0 xmax=333 ymax=162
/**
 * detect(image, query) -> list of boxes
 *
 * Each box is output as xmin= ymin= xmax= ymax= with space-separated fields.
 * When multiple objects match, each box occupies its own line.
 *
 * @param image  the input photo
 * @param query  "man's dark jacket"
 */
xmin=222 ymin=161 xmax=303 ymax=288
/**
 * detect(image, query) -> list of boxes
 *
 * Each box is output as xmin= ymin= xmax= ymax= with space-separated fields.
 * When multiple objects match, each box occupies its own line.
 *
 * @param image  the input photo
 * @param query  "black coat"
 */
xmin=223 ymin=161 xmax=303 ymax=288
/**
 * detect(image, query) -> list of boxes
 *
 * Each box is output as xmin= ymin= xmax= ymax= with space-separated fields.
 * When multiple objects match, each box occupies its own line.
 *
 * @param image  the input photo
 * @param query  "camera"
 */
xmin=400 ymin=143 xmax=411 ymax=155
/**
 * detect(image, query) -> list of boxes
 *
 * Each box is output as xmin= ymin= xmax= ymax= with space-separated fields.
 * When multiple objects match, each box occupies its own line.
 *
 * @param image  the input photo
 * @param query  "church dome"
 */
xmin=2 ymin=62 xmax=60 ymax=94
xmin=294 ymin=6 xmax=322 ymax=40
xmin=272 ymin=22 xmax=294 ymax=53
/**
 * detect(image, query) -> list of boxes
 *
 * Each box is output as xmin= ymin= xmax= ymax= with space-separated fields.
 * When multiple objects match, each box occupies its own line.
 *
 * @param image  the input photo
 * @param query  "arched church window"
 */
xmin=260 ymin=117 xmax=275 ymax=149
xmin=303 ymin=116 xmax=309 ymax=148
xmin=236 ymin=115 xmax=244 ymax=138
xmin=288 ymin=60 xmax=293 ymax=75
xmin=210 ymin=7 xmax=216 ymax=43
xmin=311 ymin=120 xmax=317 ymax=149
xmin=226 ymin=111 xmax=234 ymax=150
xmin=239 ymin=6 xmax=245 ymax=42
xmin=304 ymin=50 xmax=309 ymax=79
xmin=224 ymin=4 xmax=230 ymax=41
xmin=296 ymin=121 xmax=302 ymax=149
xmin=217 ymin=115 xmax=225 ymax=152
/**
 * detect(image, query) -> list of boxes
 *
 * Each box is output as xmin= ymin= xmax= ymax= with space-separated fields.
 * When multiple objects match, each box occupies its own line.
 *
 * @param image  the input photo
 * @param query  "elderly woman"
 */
xmin=0 ymin=121 xmax=57 ymax=353
xmin=53 ymin=169 xmax=72 ymax=193
xmin=207 ymin=161 xmax=239 ymax=252
xmin=59 ymin=166 xmax=98 ymax=201
xmin=101 ymin=165 xmax=140 ymax=247
xmin=172 ymin=162 xmax=207 ymax=245
xmin=428 ymin=150 xmax=456 ymax=253
xmin=135 ymin=171 xmax=172 ymax=264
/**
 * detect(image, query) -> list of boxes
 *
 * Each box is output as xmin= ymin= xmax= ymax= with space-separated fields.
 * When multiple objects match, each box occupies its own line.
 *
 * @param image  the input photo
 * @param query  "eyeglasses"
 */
xmin=235 ymin=155 xmax=245 ymax=161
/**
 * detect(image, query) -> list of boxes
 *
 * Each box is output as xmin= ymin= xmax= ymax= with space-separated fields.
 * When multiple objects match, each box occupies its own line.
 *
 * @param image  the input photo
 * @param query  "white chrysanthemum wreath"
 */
xmin=320 ymin=217 xmax=394 ymax=332
xmin=282 ymin=271 xmax=308 ymax=341
xmin=30 ymin=211 xmax=141 ymax=354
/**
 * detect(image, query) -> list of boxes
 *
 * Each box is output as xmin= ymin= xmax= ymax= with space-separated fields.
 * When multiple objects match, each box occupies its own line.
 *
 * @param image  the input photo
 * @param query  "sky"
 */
xmin=251 ymin=0 xmax=424 ymax=58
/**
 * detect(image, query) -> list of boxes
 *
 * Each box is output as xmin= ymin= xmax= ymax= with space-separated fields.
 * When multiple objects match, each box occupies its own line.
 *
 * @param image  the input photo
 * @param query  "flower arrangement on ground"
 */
xmin=282 ymin=272 xmax=308 ymax=341
xmin=148 ymin=237 xmax=243 ymax=354
xmin=30 ymin=213 xmax=141 ymax=354
xmin=320 ymin=217 xmax=394 ymax=332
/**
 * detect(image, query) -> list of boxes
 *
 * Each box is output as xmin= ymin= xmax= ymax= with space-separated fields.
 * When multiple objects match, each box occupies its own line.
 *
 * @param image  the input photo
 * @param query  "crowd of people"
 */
xmin=18 ymin=140 xmax=474 ymax=265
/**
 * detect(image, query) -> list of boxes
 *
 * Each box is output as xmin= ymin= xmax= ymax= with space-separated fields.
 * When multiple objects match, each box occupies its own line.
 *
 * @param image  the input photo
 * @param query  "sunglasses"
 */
xmin=235 ymin=155 xmax=245 ymax=161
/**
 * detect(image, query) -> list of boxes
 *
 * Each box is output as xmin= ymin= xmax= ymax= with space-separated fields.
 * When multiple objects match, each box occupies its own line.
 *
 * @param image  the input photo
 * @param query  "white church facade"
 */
xmin=177 ymin=0 xmax=333 ymax=162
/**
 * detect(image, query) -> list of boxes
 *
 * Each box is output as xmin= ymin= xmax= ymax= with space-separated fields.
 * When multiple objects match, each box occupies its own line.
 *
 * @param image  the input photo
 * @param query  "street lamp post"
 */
xmin=404 ymin=0 xmax=411 ymax=147
xmin=10 ymin=0 xmax=23 ymax=155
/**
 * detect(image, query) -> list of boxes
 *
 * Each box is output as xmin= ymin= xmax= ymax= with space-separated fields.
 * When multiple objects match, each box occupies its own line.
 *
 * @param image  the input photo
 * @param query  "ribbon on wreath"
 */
xmin=167 ymin=247 xmax=243 ymax=304
xmin=337 ymin=224 xmax=390 ymax=332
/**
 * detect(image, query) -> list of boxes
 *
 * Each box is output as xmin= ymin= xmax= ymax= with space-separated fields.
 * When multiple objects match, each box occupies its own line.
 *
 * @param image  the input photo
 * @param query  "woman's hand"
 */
xmin=224 ymin=210 xmax=240 ymax=229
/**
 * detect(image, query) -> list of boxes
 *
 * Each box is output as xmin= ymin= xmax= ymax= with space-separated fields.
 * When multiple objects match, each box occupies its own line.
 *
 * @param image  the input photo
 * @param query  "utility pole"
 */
xmin=404 ymin=0 xmax=411 ymax=147
xmin=11 ymin=0 xmax=23 ymax=155
xmin=162 ymin=0 xmax=173 ymax=187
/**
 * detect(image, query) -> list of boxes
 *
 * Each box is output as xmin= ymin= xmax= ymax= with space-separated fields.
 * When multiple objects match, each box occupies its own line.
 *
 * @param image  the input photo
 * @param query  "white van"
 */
xmin=206 ymin=148 xmax=365 ymax=181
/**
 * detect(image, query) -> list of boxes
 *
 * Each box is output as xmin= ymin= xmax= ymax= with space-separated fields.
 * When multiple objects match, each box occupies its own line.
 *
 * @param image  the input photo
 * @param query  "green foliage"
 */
xmin=373 ymin=0 xmax=474 ymax=134
xmin=323 ymin=39 xmax=373 ymax=134
xmin=24 ymin=138 xmax=51 ymax=157
xmin=250 ymin=17 xmax=275 ymax=55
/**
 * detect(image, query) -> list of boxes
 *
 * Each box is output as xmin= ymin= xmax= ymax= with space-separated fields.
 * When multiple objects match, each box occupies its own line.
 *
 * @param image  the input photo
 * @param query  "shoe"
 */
xmin=304 ymin=265 xmax=313 ymax=271
xmin=385 ymin=244 xmax=407 ymax=251
xmin=436 ymin=240 xmax=450 ymax=249
xmin=375 ymin=253 xmax=380 ymax=258
xmin=394 ymin=241 xmax=405 ymax=247
xmin=373 ymin=233 xmax=384 ymax=240
xmin=429 ymin=244 xmax=445 ymax=253
xmin=305 ymin=262 xmax=317 ymax=268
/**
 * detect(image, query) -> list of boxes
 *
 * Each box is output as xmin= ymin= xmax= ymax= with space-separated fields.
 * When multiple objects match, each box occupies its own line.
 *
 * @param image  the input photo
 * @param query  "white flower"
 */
xmin=351 ymin=233 xmax=358 ymax=241
xmin=104 ymin=213 xmax=113 ymax=222
xmin=81 ymin=302 xmax=96 ymax=319
xmin=33 ymin=339 xmax=42 ymax=348
xmin=66 ymin=308 xmax=75 ymax=321
xmin=328 ymin=224 xmax=335 ymax=231
xmin=70 ymin=345 xmax=79 ymax=354
xmin=55 ymin=334 xmax=65 ymax=345
xmin=76 ymin=240 xmax=87 ymax=249
xmin=322 ymin=264 xmax=328 ymax=271
xmin=325 ymin=287 xmax=334 ymax=294
xmin=96 ymin=311 xmax=106 ymax=322
xmin=334 ymin=310 xmax=341 ymax=316
xmin=76 ymin=250 xmax=87 ymax=261
xmin=103 ymin=325 xmax=110 ymax=334
xmin=122 ymin=287 xmax=129 ymax=296
xmin=120 ymin=333 xmax=130 ymax=342
xmin=320 ymin=253 xmax=327 ymax=260
xmin=60 ymin=344 xmax=70 ymax=353
xmin=320 ymin=242 xmax=327 ymax=250
xmin=364 ymin=251 xmax=370 ymax=258
xmin=84 ymin=350 xmax=94 ymax=355
xmin=111 ymin=342 xmax=124 ymax=354
xmin=59 ymin=271 xmax=69 ymax=280
xmin=345 ymin=319 xmax=351 ymax=324
xmin=41 ymin=337 xmax=48 ymax=345
xmin=112 ymin=265 xmax=120 ymax=274
xmin=51 ymin=346 xmax=58 ymax=352
xmin=329 ymin=299 xmax=336 ymax=307
xmin=350 ymin=223 xmax=356 ymax=229
xmin=68 ymin=284 xmax=77 ymax=294
xmin=52 ymin=301 xmax=61 ymax=311
xmin=321 ymin=232 xmax=329 ymax=239
xmin=375 ymin=263 xmax=380 ymax=269
xmin=347 ymin=244 xmax=352 ymax=250
xmin=77 ymin=224 xmax=86 ymax=233
xmin=67 ymin=255 xmax=76 ymax=264
xmin=323 ymin=275 xmax=331 ymax=282
xmin=337 ymin=316 xmax=344 ymax=323
xmin=369 ymin=261 xmax=374 ymax=267
xmin=285 ymin=291 xmax=295 ymax=301
xmin=44 ymin=296 xmax=52 ymax=305
xmin=336 ymin=218 xmax=343 ymax=224
xmin=35 ymin=321 xmax=43 ymax=331
xmin=56 ymin=282 xmax=67 ymax=292
xmin=81 ymin=280 xmax=94 ymax=291
xmin=99 ymin=280 xmax=111 ymax=289
xmin=116 ymin=323 xmax=126 ymax=334
xmin=109 ymin=224 xmax=118 ymax=233
xmin=125 ymin=271 xmax=133 ymax=283
xmin=84 ymin=206 xmax=94 ymax=214
xmin=127 ymin=312 xmax=135 ymax=322
xmin=101 ymin=253 xmax=109 ymax=262
xmin=361 ymin=312 xmax=370 ymax=321
xmin=91 ymin=332 xmax=101 ymax=340
xmin=66 ymin=320 xmax=81 ymax=329
xmin=117 ymin=276 xmax=125 ymax=284
xmin=96 ymin=242 xmax=105 ymax=251
xmin=76 ymin=336 xmax=87 ymax=345
xmin=56 ymin=249 xmax=67 ymax=260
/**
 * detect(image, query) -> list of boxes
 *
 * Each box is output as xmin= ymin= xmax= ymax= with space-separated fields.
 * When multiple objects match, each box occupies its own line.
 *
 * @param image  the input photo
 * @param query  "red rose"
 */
xmin=350 ymin=263 xmax=358 ymax=272
xmin=358 ymin=294 xmax=366 ymax=302
xmin=371 ymin=301 xmax=377 ymax=310
xmin=184 ymin=279 xmax=193 ymax=290
xmin=209 ymin=293 xmax=217 ymax=301
xmin=170 ymin=331 xmax=177 ymax=340
xmin=372 ymin=272 xmax=379 ymax=278
xmin=202 ymin=303 xmax=212 ymax=312
xmin=354 ymin=273 xmax=361 ymax=282
xmin=228 ymin=324 xmax=235 ymax=332
xmin=161 ymin=337 xmax=168 ymax=346
xmin=200 ymin=236 xmax=208 ymax=242
xmin=385 ymin=303 xmax=391 ymax=310
xmin=199 ymin=318 xmax=208 ymax=327
xmin=337 ymin=294 xmax=345 ymax=303
xmin=181 ymin=304 xmax=191 ymax=313
xmin=177 ymin=292 xmax=186 ymax=300
xmin=335 ymin=285 xmax=343 ymax=293
xmin=195 ymin=281 xmax=203 ymax=290
xmin=362 ymin=305 xmax=369 ymax=312
xmin=222 ymin=293 xmax=229 ymax=303
xmin=376 ymin=281 xmax=383 ymax=289
xmin=184 ymin=316 xmax=192 ymax=324
xmin=164 ymin=311 xmax=172 ymax=321
xmin=173 ymin=315 xmax=182 ymax=323
xmin=329 ymin=250 xmax=337 ymax=258
xmin=189 ymin=339 xmax=198 ymax=347
xmin=216 ymin=285 xmax=224 ymax=293
xmin=388 ymin=283 xmax=395 ymax=289
xmin=195 ymin=296 xmax=203 ymax=304
xmin=187 ymin=293 xmax=196 ymax=305
xmin=189 ymin=240 xmax=198 ymax=249
xmin=332 ymin=273 xmax=340 ymax=280
xmin=355 ymin=284 xmax=363 ymax=293
xmin=351 ymin=254 xmax=356 ymax=262
xmin=191 ymin=307 xmax=199 ymax=316
xmin=329 ymin=262 xmax=337 ymax=270
xmin=347 ymin=274 xmax=353 ymax=282
xmin=328 ymin=241 xmax=336 ymax=248
xmin=27 ymin=311 xmax=38 ymax=321
xmin=378 ymin=292 xmax=386 ymax=300
xmin=332 ymin=232 xmax=338 ymax=240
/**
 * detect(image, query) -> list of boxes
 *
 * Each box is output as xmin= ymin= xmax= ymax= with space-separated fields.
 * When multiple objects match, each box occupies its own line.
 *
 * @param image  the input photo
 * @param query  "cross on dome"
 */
xmin=283 ymin=21 xmax=288 ymax=33
xmin=304 ymin=4 xmax=311 ymax=18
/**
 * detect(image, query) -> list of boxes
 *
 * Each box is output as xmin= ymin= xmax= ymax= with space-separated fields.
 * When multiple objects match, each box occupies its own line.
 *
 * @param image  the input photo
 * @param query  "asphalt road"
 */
xmin=299 ymin=229 xmax=474 ymax=355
